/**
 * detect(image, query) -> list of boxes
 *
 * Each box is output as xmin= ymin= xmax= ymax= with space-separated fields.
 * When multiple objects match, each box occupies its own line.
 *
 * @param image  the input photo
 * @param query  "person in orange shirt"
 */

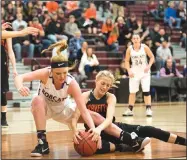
xmin=46 ymin=1 xmax=59 ymax=13
xmin=84 ymin=2 xmax=98 ymax=34
xmin=107 ymin=26 xmax=119 ymax=52
xmin=100 ymin=17 xmax=114 ymax=44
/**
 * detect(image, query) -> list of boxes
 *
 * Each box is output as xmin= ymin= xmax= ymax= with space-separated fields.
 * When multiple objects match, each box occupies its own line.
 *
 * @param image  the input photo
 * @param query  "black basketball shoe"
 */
xmin=130 ymin=132 xmax=150 ymax=152
xmin=118 ymin=144 xmax=134 ymax=152
xmin=30 ymin=139 xmax=50 ymax=157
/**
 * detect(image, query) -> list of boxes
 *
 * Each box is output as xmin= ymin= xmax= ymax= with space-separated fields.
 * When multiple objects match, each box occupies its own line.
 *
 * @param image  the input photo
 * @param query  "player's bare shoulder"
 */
xmin=82 ymin=91 xmax=91 ymax=103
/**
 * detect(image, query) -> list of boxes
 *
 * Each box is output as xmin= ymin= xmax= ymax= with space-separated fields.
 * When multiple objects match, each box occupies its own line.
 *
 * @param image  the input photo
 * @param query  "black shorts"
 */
xmin=1 ymin=91 xmax=7 ymax=106
xmin=100 ymin=122 xmax=140 ymax=144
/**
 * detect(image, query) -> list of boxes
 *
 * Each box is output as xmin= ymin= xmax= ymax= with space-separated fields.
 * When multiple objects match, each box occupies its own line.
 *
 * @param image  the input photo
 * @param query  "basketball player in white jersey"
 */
xmin=14 ymin=40 xmax=101 ymax=157
xmin=123 ymin=34 xmax=155 ymax=117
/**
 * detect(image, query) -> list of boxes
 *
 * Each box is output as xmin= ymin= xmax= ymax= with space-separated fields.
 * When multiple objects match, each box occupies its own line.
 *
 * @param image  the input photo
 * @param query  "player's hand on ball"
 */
xmin=144 ymin=66 xmax=150 ymax=73
xmin=73 ymin=130 xmax=82 ymax=144
xmin=18 ymin=86 xmax=30 ymax=96
xmin=88 ymin=127 xmax=101 ymax=142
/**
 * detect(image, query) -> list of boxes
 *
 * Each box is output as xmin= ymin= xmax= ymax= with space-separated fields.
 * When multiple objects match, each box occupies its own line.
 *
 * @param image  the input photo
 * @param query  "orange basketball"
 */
xmin=74 ymin=131 xmax=97 ymax=156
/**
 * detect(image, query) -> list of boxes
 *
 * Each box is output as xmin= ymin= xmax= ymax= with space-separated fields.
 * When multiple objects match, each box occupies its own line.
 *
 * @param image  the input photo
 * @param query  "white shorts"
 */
xmin=31 ymin=95 xmax=76 ymax=125
xmin=129 ymin=73 xmax=150 ymax=93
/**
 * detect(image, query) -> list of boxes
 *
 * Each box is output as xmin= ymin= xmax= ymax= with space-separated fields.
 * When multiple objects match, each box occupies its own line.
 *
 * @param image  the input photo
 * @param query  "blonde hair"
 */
xmin=96 ymin=70 xmax=115 ymax=84
xmin=41 ymin=40 xmax=76 ymax=70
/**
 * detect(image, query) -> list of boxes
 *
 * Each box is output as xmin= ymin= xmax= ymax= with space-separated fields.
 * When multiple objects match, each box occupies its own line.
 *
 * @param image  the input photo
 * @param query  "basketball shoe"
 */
xmin=1 ymin=119 xmax=8 ymax=128
xmin=130 ymin=132 xmax=151 ymax=152
xmin=146 ymin=108 xmax=153 ymax=117
xmin=30 ymin=139 xmax=50 ymax=157
xmin=122 ymin=108 xmax=133 ymax=116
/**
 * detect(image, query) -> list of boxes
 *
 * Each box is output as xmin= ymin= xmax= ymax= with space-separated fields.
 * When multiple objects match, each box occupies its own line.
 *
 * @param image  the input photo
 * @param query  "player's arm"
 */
xmin=14 ymin=68 xmax=49 ymax=96
xmin=96 ymin=93 xmax=116 ymax=131
xmin=2 ymin=27 xmax=39 ymax=39
xmin=68 ymin=81 xmax=95 ymax=130
xmin=125 ymin=47 xmax=131 ymax=72
xmin=144 ymin=44 xmax=155 ymax=68
xmin=6 ymin=38 xmax=17 ymax=77
xmin=125 ymin=47 xmax=134 ymax=77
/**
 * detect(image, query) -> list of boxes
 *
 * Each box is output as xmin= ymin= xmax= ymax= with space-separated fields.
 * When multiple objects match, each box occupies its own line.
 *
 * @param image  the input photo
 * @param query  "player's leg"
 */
xmin=1 ymin=91 xmax=8 ymax=127
xmin=30 ymin=96 xmax=49 ymax=157
xmin=89 ymin=111 xmax=150 ymax=152
xmin=136 ymin=126 xmax=186 ymax=146
xmin=141 ymin=74 xmax=152 ymax=116
xmin=123 ymin=78 xmax=139 ymax=116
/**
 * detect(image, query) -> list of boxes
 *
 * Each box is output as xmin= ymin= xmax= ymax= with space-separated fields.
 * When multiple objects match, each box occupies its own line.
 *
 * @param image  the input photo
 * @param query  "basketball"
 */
xmin=74 ymin=131 xmax=97 ymax=156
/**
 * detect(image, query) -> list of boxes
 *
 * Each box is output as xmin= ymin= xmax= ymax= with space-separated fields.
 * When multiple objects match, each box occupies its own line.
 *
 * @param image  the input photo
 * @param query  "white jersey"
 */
xmin=129 ymin=44 xmax=150 ymax=74
xmin=37 ymin=68 xmax=74 ymax=112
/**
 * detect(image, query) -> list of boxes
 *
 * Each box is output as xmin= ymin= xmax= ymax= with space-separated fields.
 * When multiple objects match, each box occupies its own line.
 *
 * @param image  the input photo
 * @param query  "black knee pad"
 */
xmin=143 ymin=92 xmax=150 ymax=96
xmin=1 ymin=92 xmax=7 ymax=106
xmin=96 ymin=140 xmax=110 ymax=154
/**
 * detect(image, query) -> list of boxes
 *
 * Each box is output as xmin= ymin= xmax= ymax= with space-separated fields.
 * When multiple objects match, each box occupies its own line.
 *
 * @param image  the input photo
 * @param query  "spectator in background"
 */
xmin=114 ymin=60 xmax=128 ymax=80
xmin=79 ymin=47 xmax=100 ymax=78
xmin=46 ymin=1 xmax=59 ymax=13
xmin=132 ymin=19 xmax=147 ymax=38
xmin=13 ymin=25 xmax=34 ymax=62
xmin=100 ymin=17 xmax=114 ymax=44
xmin=64 ymin=15 xmax=79 ymax=40
xmin=176 ymin=2 xmax=186 ymax=25
xmin=29 ymin=17 xmax=45 ymax=57
xmin=158 ymin=0 xmax=165 ymax=18
xmin=180 ymin=32 xmax=186 ymax=48
xmin=5 ymin=2 xmax=16 ymax=23
xmin=126 ymin=13 xmax=137 ymax=33
xmin=160 ymin=58 xmax=183 ymax=78
xmin=164 ymin=1 xmax=181 ymax=29
xmin=148 ymin=1 xmax=160 ymax=20
xmin=183 ymin=65 xmax=187 ymax=77
xmin=84 ymin=2 xmax=98 ymax=34
xmin=110 ymin=1 xmax=126 ymax=20
xmin=45 ymin=12 xmax=67 ymax=43
xmin=65 ymin=1 xmax=82 ymax=18
xmin=57 ymin=8 xmax=67 ymax=24
xmin=69 ymin=30 xmax=85 ymax=63
xmin=107 ymin=26 xmax=119 ymax=52
xmin=156 ymin=40 xmax=172 ymax=71
xmin=27 ymin=8 xmax=38 ymax=25
xmin=39 ymin=10 xmax=51 ymax=27
xmin=77 ymin=41 xmax=88 ymax=62
xmin=12 ymin=13 xmax=27 ymax=31
xmin=155 ymin=29 xmax=173 ymax=55
xmin=116 ymin=16 xmax=131 ymax=46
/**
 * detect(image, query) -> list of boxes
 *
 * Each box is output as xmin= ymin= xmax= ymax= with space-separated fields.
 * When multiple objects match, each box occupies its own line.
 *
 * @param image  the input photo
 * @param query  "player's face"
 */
xmin=132 ymin=35 xmax=141 ymax=44
xmin=52 ymin=67 xmax=68 ymax=83
xmin=96 ymin=77 xmax=112 ymax=95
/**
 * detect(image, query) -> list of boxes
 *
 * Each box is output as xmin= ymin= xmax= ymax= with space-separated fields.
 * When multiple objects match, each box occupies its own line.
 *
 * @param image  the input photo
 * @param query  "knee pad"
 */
xmin=143 ymin=92 xmax=150 ymax=96
xmin=1 ymin=92 xmax=7 ymax=106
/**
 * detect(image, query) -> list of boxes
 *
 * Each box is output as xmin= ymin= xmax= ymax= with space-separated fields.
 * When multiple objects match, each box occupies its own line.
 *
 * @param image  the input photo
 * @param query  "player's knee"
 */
xmin=31 ymin=96 xmax=45 ymax=111
xmin=143 ymin=92 xmax=150 ymax=96
xmin=90 ymin=111 xmax=105 ymax=125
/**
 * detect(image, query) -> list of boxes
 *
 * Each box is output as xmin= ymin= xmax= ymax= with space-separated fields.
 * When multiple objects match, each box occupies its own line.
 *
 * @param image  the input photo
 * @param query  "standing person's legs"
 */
xmin=141 ymin=74 xmax=152 ymax=117
xmin=30 ymin=96 xmax=49 ymax=157
xmin=123 ymin=77 xmax=140 ymax=116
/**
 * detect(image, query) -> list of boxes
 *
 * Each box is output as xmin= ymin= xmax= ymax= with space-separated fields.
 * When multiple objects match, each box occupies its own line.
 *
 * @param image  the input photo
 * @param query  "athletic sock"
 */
xmin=146 ymin=105 xmax=151 ymax=110
xmin=37 ymin=130 xmax=47 ymax=142
xmin=128 ymin=105 xmax=133 ymax=111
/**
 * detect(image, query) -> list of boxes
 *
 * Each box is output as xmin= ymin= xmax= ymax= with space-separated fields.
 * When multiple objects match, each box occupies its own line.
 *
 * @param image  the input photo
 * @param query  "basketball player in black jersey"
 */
xmin=71 ymin=70 xmax=186 ymax=154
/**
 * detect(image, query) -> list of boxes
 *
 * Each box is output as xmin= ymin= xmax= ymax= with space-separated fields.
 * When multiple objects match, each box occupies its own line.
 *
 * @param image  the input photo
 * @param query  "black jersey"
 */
xmin=84 ymin=90 xmax=115 ymax=130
